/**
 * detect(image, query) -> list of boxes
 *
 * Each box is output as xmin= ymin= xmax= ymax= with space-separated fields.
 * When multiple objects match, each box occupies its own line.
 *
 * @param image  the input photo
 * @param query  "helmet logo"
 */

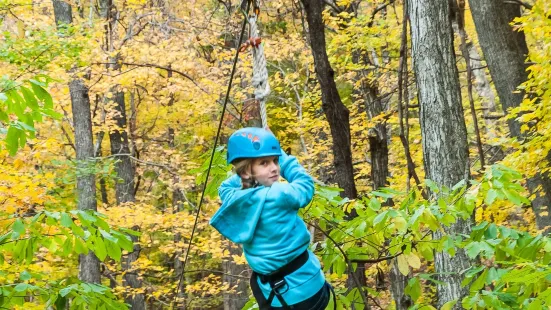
xmin=253 ymin=142 xmax=261 ymax=150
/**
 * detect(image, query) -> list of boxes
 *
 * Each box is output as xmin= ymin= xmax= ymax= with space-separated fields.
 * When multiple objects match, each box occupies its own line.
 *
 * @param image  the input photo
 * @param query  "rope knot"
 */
xmin=238 ymin=37 xmax=262 ymax=52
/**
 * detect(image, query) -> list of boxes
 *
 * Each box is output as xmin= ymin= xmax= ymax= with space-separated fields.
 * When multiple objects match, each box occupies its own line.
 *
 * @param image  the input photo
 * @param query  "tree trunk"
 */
xmin=52 ymin=0 xmax=72 ymax=25
xmin=468 ymin=0 xmax=527 ymax=137
xmin=70 ymin=77 xmax=102 ymax=284
xmin=469 ymin=0 xmax=551 ymax=232
xmin=409 ymin=0 xmax=471 ymax=308
xmin=301 ymin=0 xmax=357 ymax=200
xmin=53 ymin=0 xmax=101 ymax=285
xmin=109 ymin=91 xmax=136 ymax=204
xmin=301 ymin=0 xmax=366 ymax=307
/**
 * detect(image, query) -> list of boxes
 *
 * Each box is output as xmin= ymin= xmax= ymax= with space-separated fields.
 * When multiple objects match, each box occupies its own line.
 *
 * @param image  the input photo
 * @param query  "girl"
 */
xmin=210 ymin=127 xmax=332 ymax=309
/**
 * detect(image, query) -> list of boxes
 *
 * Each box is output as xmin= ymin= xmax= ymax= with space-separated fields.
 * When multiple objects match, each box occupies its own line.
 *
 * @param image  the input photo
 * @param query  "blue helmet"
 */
xmin=227 ymin=127 xmax=282 ymax=164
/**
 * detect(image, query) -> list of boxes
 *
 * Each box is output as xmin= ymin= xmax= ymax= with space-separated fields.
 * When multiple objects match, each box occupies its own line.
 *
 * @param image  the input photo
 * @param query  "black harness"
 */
xmin=250 ymin=250 xmax=310 ymax=309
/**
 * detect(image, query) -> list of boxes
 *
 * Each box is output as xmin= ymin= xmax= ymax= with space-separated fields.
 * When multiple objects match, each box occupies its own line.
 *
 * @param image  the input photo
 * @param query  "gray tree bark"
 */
xmin=469 ymin=0 xmax=551 ymax=232
xmin=108 ymin=93 xmax=136 ymax=205
xmin=70 ymin=77 xmax=102 ymax=284
xmin=53 ymin=0 xmax=101 ymax=285
xmin=468 ymin=0 xmax=527 ymax=137
xmin=409 ymin=0 xmax=471 ymax=308
xmin=52 ymin=0 xmax=72 ymax=25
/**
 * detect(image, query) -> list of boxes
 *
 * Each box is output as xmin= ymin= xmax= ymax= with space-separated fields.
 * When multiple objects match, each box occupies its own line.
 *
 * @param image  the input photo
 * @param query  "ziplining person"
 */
xmin=210 ymin=127 xmax=333 ymax=309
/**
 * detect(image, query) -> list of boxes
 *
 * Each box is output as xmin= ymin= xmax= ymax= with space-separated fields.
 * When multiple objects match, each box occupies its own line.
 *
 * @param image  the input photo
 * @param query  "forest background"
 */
xmin=1 ymin=0 xmax=551 ymax=309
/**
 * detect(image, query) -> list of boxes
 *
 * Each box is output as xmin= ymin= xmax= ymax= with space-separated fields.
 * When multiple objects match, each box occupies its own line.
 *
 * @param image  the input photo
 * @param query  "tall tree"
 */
xmin=409 ymin=0 xmax=471 ymax=308
xmin=300 ymin=0 xmax=367 ymax=307
xmin=52 ymin=0 xmax=101 ymax=285
xmin=468 ymin=0 xmax=551 ymax=232
xmin=99 ymin=0 xmax=144 ymax=307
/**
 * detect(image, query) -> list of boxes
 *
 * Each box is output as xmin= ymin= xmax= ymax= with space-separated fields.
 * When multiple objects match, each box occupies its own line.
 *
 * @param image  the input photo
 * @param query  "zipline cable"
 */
xmin=173 ymin=0 xmax=252 ymax=303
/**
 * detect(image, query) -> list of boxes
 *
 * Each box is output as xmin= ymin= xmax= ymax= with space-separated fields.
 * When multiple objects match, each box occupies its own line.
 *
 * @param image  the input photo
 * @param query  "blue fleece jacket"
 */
xmin=210 ymin=152 xmax=325 ymax=307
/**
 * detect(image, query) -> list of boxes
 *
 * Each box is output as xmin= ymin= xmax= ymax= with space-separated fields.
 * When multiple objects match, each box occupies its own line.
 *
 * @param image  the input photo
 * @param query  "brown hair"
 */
xmin=232 ymin=158 xmax=256 ymax=189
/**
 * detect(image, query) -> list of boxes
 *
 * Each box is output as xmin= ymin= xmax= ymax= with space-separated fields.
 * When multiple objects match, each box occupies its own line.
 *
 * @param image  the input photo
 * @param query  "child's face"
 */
xmin=249 ymin=156 xmax=280 ymax=187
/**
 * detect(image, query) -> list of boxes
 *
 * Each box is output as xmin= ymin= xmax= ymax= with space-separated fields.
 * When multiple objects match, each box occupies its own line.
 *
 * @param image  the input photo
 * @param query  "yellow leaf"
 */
xmin=407 ymin=253 xmax=421 ymax=269
xmin=394 ymin=217 xmax=407 ymax=232
xmin=397 ymin=255 xmax=409 ymax=276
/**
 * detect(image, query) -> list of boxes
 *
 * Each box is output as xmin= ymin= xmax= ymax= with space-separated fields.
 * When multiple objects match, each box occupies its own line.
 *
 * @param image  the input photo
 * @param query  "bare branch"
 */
xmin=503 ymin=0 xmax=533 ymax=10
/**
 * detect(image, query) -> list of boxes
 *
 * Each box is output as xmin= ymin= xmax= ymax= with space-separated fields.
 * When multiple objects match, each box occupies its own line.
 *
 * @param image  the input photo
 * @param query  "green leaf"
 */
xmin=60 ymin=213 xmax=73 ymax=228
xmin=484 ymin=224 xmax=498 ymax=239
xmin=73 ymin=238 xmax=87 ymax=255
xmin=12 ymin=219 xmax=25 ymax=234
xmin=19 ymin=270 xmax=31 ymax=281
xmin=71 ymin=222 xmax=85 ymax=238
xmin=113 ymin=231 xmax=134 ymax=252
xmin=485 ymin=189 xmax=498 ymax=205
xmin=5 ymin=126 xmax=22 ymax=155
xmin=19 ymin=86 xmax=38 ymax=110
xmin=30 ymin=81 xmax=53 ymax=109
xmin=62 ymin=237 xmax=73 ymax=256
xmin=14 ymin=283 xmax=29 ymax=292
xmin=105 ymin=239 xmax=121 ymax=261
xmin=527 ymin=300 xmax=543 ymax=310
xmin=59 ymin=284 xmax=77 ymax=297
xmin=55 ymin=295 xmax=67 ymax=310
xmin=373 ymin=211 xmax=388 ymax=226
xmin=94 ymin=236 xmax=107 ymax=261
xmin=470 ymin=269 xmax=488 ymax=292
xmin=466 ymin=242 xmax=482 ymax=259
xmin=95 ymin=217 xmax=110 ymax=231
xmin=425 ymin=179 xmax=440 ymax=192
xmin=405 ymin=278 xmax=421 ymax=301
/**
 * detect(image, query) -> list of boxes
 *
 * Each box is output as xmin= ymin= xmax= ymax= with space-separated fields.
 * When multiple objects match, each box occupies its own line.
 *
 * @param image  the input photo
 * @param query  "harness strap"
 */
xmin=258 ymin=250 xmax=309 ymax=284
xmin=250 ymin=250 xmax=310 ymax=309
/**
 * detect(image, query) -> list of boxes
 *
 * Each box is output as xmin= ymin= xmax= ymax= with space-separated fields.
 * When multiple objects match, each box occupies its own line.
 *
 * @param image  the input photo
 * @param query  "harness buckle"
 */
xmin=272 ymin=279 xmax=286 ymax=290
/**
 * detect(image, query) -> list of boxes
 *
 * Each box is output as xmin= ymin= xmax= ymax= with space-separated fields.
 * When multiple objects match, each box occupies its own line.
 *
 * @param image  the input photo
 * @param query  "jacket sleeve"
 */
xmin=218 ymin=174 xmax=242 ymax=203
xmin=273 ymin=152 xmax=315 ymax=209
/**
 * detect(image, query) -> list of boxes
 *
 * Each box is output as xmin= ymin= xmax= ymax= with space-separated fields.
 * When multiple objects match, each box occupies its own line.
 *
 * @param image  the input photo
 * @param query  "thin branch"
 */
xmin=453 ymin=0 xmax=485 ymax=170
xmin=396 ymin=0 xmax=423 ymax=195
xmin=349 ymin=251 xmax=404 ymax=264
xmin=323 ymin=0 xmax=342 ymax=13
xmin=368 ymin=0 xmax=397 ymax=28
xmin=92 ymin=62 xmax=207 ymax=93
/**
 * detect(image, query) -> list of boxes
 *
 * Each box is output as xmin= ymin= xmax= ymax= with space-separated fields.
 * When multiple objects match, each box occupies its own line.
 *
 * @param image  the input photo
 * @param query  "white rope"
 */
xmin=248 ymin=13 xmax=270 ymax=129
